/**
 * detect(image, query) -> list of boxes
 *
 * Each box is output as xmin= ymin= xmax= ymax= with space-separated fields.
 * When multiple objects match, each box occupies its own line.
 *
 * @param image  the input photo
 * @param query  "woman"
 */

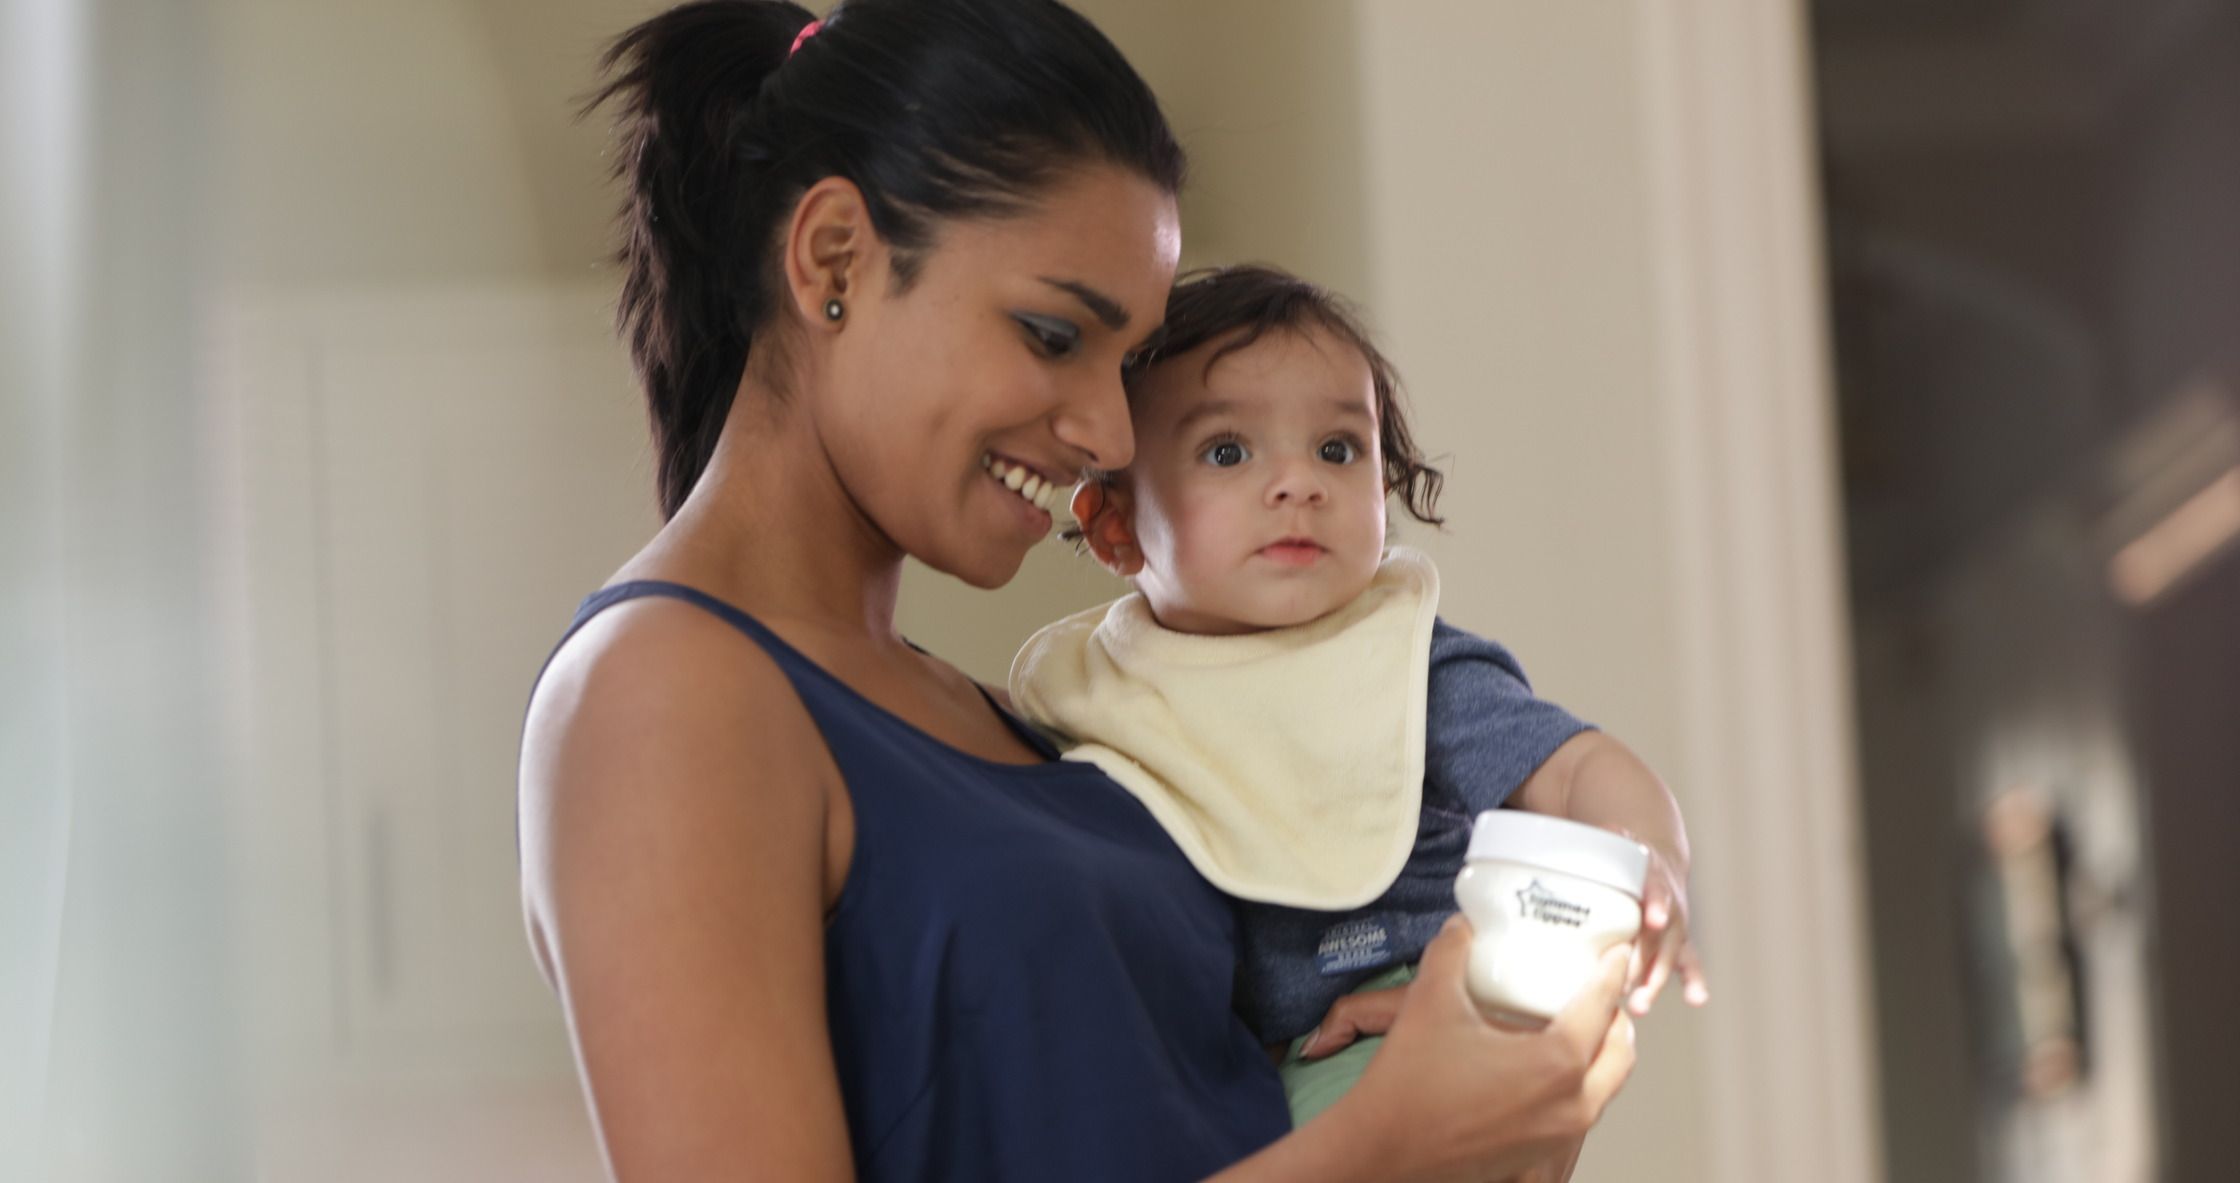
xmin=517 ymin=1 xmax=1637 ymax=1178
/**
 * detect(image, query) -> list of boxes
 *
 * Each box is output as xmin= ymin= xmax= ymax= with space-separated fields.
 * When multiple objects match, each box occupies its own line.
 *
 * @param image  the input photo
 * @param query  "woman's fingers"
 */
xmin=1547 ymin=944 xmax=1632 ymax=1065
xmin=1507 ymin=1135 xmax=1587 ymax=1183
xmin=1412 ymin=914 xmax=1475 ymax=1002
xmin=1579 ymin=1008 xmax=1638 ymax=1116
xmin=1348 ymin=924 xmax=1640 ymax=1180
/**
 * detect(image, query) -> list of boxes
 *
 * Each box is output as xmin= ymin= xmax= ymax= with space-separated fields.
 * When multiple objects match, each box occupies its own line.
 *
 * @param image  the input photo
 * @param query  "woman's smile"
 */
xmin=982 ymin=452 xmax=1063 ymax=538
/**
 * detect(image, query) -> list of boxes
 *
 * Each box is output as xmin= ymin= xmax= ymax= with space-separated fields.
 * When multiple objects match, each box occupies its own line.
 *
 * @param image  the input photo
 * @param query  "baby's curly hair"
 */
xmin=1115 ymin=264 xmax=1445 ymax=526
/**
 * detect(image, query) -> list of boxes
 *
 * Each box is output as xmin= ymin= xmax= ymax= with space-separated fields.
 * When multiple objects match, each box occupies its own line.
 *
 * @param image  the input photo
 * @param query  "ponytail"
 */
xmin=587 ymin=1 xmax=817 ymax=519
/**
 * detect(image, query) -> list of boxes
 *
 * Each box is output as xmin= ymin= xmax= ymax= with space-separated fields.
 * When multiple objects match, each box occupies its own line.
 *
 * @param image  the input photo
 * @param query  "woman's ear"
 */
xmin=783 ymin=176 xmax=872 ymax=330
xmin=1072 ymin=481 xmax=1144 ymax=577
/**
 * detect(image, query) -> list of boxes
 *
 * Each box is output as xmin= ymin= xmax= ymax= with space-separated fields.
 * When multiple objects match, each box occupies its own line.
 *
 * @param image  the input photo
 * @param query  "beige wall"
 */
xmin=212 ymin=0 xmax=658 ymax=286
xmin=1357 ymin=7 xmax=1711 ymax=1178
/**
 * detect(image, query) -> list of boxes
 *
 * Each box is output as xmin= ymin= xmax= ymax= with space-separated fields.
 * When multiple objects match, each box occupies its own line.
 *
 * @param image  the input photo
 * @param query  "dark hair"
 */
xmin=1123 ymin=264 xmax=1445 ymax=526
xmin=587 ymin=0 xmax=1187 ymax=518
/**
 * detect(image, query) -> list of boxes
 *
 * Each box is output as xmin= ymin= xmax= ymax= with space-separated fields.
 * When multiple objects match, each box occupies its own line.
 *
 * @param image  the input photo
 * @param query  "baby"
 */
xmin=1009 ymin=265 xmax=1709 ymax=1126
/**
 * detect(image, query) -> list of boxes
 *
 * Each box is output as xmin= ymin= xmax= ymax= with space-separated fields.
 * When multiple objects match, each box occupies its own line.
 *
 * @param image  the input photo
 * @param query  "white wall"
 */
xmin=199 ymin=4 xmax=645 ymax=1180
xmin=25 ymin=1 xmax=635 ymax=1178
xmin=27 ymin=0 xmax=249 ymax=1176
xmin=2 ymin=1 xmax=84 ymax=1177
xmin=1354 ymin=6 xmax=1709 ymax=1176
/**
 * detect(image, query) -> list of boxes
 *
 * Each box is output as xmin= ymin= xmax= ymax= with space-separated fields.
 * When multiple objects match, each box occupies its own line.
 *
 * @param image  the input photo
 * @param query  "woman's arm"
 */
xmin=1209 ymin=920 xmax=1635 ymax=1183
xmin=520 ymin=601 xmax=855 ymax=1181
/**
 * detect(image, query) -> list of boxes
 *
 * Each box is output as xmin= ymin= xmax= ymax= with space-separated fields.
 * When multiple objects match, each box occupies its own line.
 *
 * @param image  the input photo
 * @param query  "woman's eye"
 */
xmin=1017 ymin=315 xmax=1081 ymax=359
xmin=1319 ymin=438 xmax=1360 ymax=464
xmin=1203 ymin=440 xmax=1249 ymax=467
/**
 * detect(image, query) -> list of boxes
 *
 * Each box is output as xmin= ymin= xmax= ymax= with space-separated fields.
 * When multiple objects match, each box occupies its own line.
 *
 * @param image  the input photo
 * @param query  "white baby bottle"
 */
xmin=1453 ymin=810 xmax=1649 ymax=1025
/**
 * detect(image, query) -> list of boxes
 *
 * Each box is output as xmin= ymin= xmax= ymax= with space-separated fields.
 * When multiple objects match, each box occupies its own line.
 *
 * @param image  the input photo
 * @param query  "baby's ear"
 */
xmin=1072 ymin=480 xmax=1144 ymax=578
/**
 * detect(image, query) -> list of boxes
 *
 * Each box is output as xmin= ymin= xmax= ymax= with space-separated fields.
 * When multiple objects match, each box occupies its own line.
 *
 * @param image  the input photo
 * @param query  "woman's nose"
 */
xmin=1052 ymin=369 xmax=1136 ymax=473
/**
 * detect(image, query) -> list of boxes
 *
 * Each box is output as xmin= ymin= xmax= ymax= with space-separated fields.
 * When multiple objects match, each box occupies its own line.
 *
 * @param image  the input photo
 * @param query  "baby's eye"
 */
xmin=1202 ymin=439 xmax=1250 ymax=467
xmin=1319 ymin=438 xmax=1360 ymax=464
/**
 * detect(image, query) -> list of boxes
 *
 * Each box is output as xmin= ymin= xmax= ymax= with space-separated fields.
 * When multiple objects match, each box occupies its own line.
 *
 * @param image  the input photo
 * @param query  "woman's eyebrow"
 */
xmin=1038 ymin=277 xmax=1130 ymax=331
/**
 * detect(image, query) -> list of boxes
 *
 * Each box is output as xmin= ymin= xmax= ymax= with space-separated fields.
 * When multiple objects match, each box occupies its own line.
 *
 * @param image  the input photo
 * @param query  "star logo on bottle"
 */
xmin=1515 ymin=879 xmax=1591 ymax=928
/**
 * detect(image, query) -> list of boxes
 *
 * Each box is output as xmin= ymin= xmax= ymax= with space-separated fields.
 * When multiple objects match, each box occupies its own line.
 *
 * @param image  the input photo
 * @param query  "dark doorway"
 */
xmin=1810 ymin=2 xmax=2240 ymax=1180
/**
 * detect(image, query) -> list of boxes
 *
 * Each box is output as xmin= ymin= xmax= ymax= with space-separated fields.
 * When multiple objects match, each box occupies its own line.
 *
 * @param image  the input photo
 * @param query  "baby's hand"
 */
xmin=1629 ymin=845 xmax=1709 ymax=1015
xmin=1296 ymin=980 xmax=1410 ymax=1060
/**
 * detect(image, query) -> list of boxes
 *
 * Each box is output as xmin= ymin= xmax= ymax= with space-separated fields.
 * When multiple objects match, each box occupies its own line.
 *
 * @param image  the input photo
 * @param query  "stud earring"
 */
xmin=824 ymin=298 xmax=845 ymax=322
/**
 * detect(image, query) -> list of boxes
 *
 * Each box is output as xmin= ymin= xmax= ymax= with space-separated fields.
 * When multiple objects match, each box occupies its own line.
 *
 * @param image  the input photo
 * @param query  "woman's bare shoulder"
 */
xmin=521 ymin=595 xmax=833 ymax=828
xmin=519 ymin=593 xmax=837 ymax=923
xmin=516 ymin=593 xmax=856 ymax=1177
xmin=530 ymin=595 xmax=792 ymax=761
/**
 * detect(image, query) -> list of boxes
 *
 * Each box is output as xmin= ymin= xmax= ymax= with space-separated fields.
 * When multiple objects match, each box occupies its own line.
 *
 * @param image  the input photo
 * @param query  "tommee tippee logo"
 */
xmin=1515 ymin=879 xmax=1591 ymax=928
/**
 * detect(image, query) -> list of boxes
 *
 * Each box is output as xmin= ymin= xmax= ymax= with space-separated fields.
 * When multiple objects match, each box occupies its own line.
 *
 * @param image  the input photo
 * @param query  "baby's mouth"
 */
xmin=983 ymin=453 xmax=1067 ymax=514
xmin=1257 ymin=538 xmax=1327 ymax=563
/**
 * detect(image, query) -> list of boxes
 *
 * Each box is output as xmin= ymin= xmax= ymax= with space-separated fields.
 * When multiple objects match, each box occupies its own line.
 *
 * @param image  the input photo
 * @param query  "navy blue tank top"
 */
xmin=555 ymin=583 xmax=1291 ymax=1181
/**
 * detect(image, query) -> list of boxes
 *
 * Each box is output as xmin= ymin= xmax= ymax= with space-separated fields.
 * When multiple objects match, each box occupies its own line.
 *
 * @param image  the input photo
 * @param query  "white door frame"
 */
xmin=1637 ymin=2 xmax=1884 ymax=1180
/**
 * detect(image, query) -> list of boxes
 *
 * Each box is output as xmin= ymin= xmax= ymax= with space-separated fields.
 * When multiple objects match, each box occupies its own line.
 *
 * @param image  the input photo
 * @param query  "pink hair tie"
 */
xmin=789 ymin=18 xmax=823 ymax=58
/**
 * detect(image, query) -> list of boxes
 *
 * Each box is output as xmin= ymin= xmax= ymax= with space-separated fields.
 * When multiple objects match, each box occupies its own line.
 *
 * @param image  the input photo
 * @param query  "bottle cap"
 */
xmin=1465 ymin=810 xmax=1650 ymax=898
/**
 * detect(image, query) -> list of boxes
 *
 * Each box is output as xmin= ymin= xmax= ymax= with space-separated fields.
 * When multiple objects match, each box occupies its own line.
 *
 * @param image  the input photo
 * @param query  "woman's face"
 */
xmin=815 ymin=164 xmax=1181 ymax=589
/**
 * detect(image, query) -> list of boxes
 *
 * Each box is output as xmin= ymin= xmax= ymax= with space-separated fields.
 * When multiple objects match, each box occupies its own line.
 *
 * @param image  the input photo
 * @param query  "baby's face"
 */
xmin=1118 ymin=326 xmax=1388 ymax=634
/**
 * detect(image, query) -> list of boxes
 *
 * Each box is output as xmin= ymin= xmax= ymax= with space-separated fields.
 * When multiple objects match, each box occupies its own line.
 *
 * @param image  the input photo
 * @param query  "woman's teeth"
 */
xmin=984 ymin=455 xmax=1065 ymax=514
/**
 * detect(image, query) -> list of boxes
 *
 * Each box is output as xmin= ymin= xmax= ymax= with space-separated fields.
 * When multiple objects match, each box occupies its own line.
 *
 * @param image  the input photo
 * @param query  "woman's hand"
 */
xmin=1333 ymin=916 xmax=1636 ymax=1182
xmin=1502 ymin=1136 xmax=1586 ymax=1183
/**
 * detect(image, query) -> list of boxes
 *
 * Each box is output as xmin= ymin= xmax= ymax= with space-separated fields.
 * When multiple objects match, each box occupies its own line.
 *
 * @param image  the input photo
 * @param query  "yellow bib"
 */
xmin=1008 ymin=548 xmax=1439 ymax=908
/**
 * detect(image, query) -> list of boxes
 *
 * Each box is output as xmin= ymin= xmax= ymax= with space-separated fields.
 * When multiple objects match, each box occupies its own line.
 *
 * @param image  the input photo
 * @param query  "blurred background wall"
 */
xmin=1814 ymin=2 xmax=2240 ymax=1181
xmin=2 ymin=1 xmax=82 ymax=1178
xmin=18 ymin=0 xmax=2233 ymax=1180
